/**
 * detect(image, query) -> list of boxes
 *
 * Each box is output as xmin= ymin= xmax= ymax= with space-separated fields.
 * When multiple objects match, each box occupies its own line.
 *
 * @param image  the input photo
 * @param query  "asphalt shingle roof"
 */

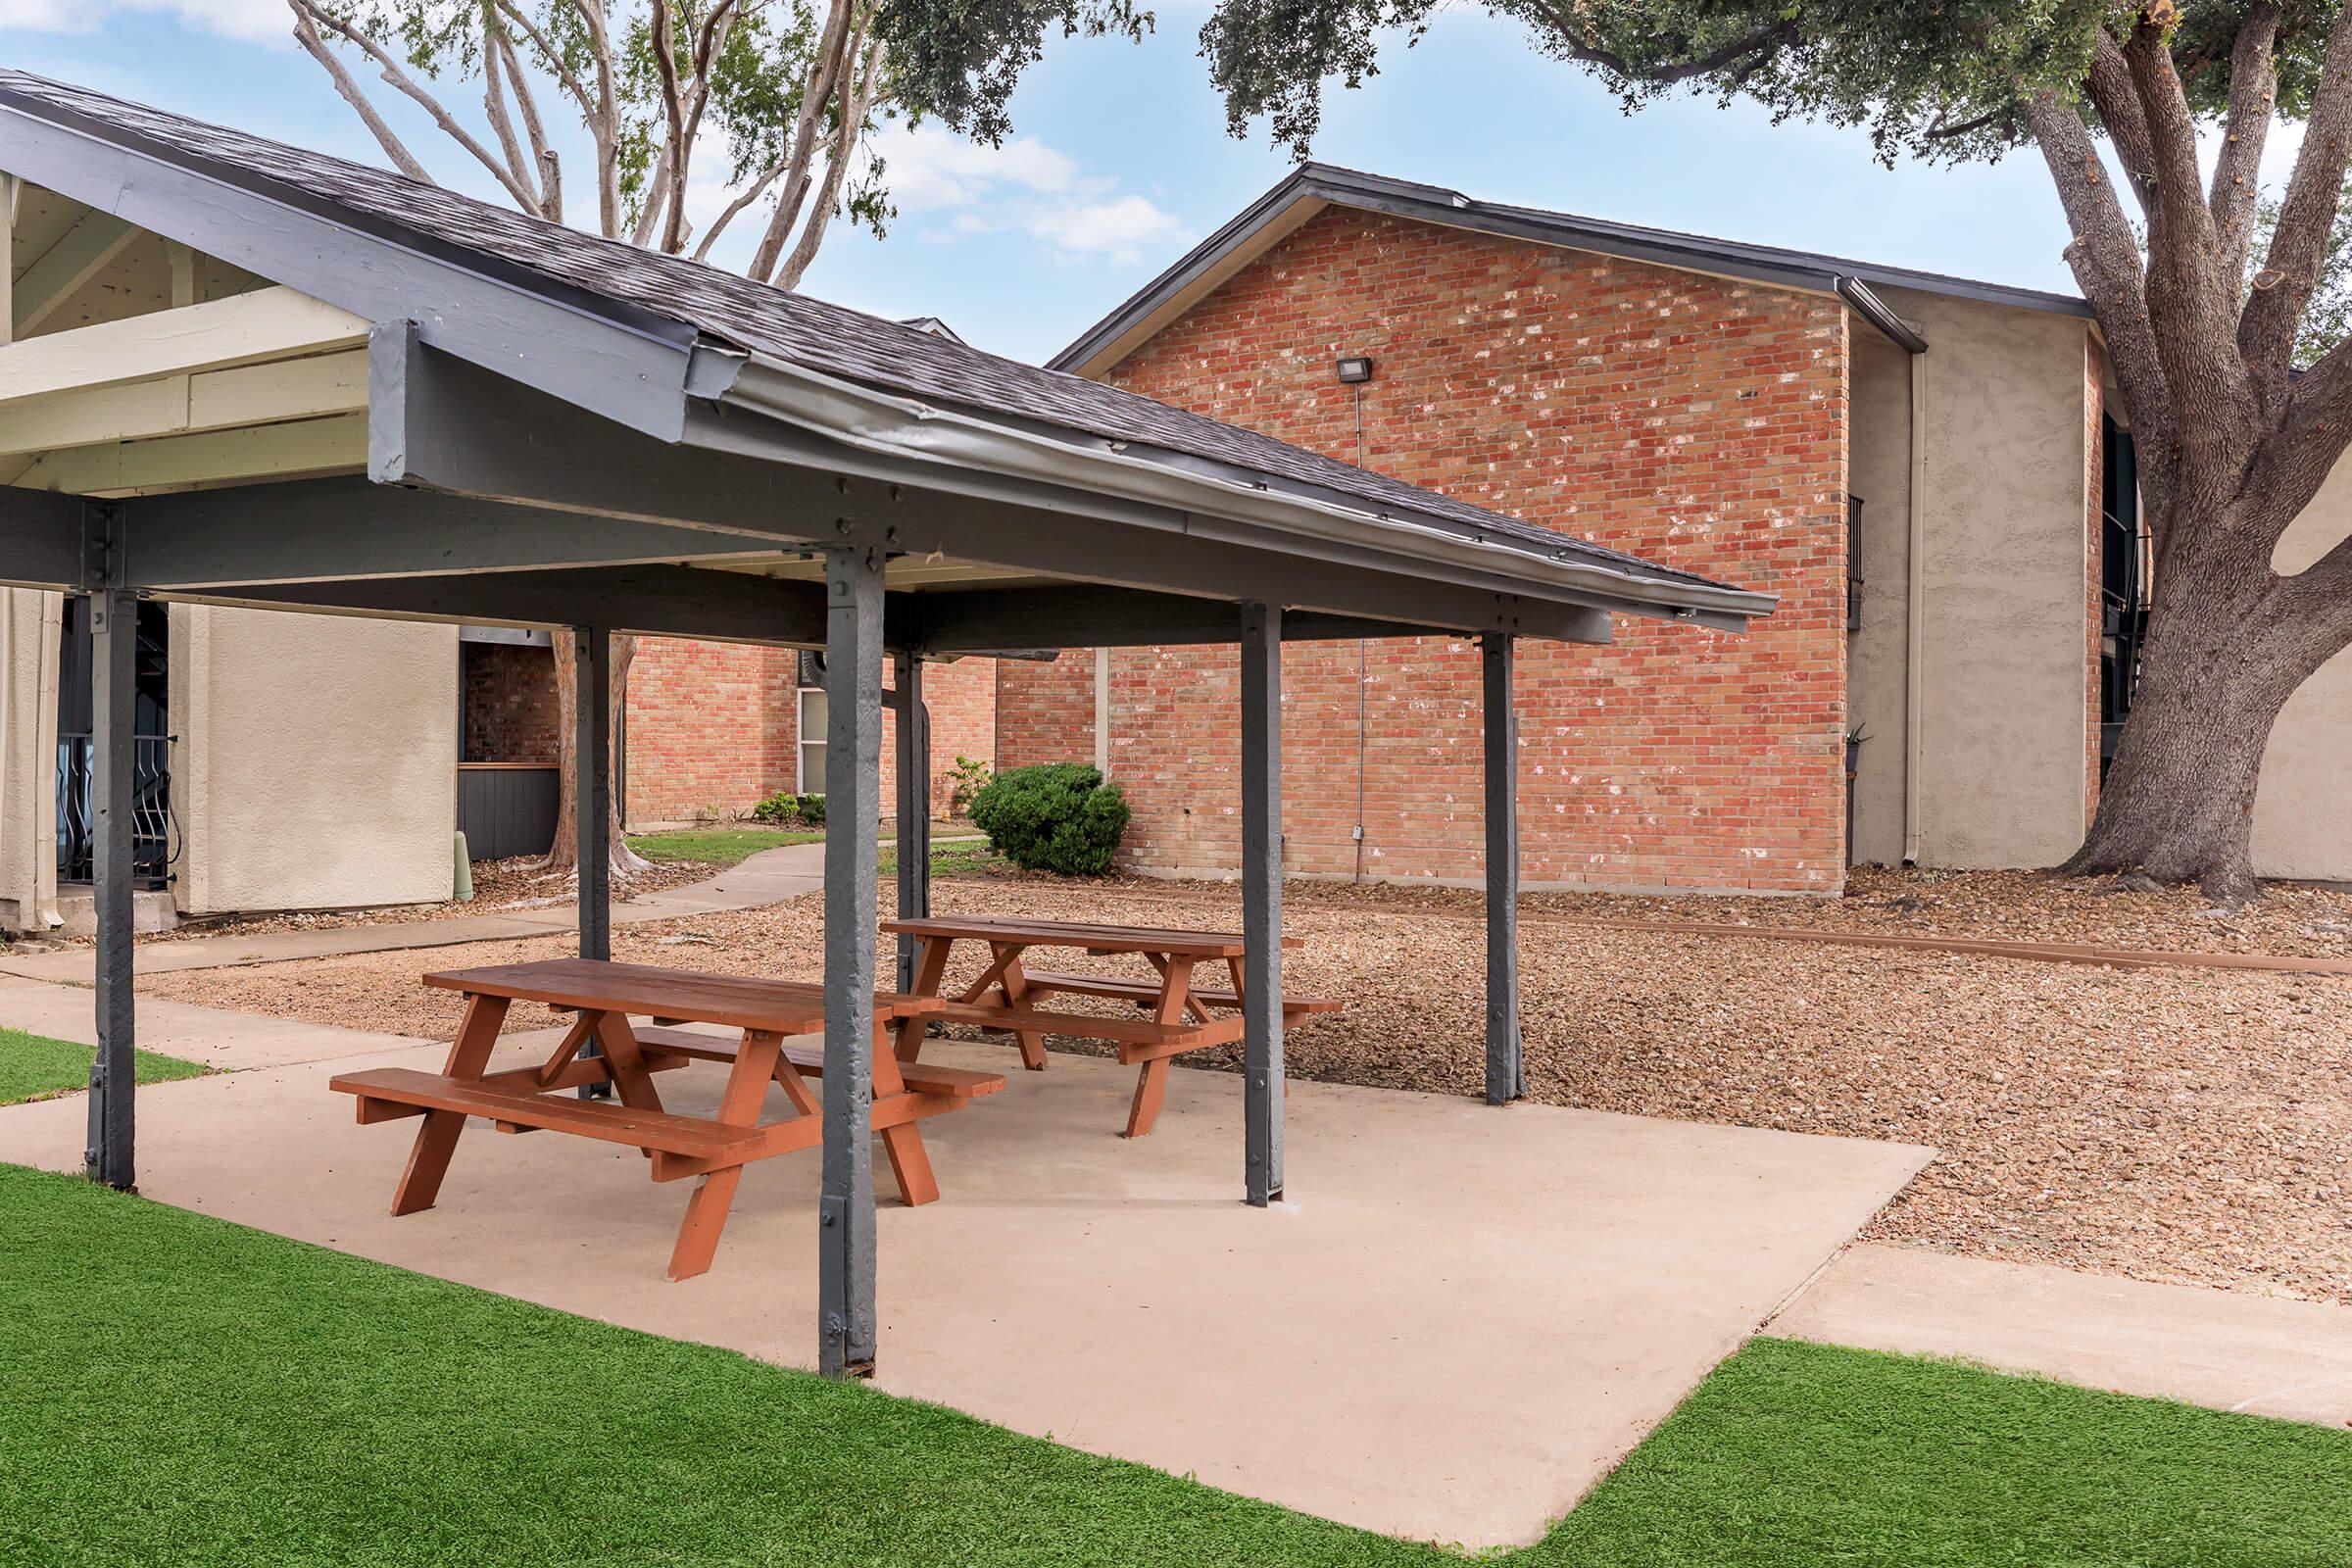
xmin=0 ymin=70 xmax=1744 ymax=597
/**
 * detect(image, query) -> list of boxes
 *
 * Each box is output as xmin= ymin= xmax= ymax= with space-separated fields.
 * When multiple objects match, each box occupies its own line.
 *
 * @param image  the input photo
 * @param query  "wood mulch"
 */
xmin=139 ymin=869 xmax=2352 ymax=1307
xmin=124 ymin=857 xmax=716 ymax=946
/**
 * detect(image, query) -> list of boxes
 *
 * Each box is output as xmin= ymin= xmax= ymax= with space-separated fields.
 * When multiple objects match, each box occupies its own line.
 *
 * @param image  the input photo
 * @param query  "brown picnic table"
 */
xmin=327 ymin=958 xmax=996 ymax=1280
xmin=881 ymin=914 xmax=1340 ymax=1138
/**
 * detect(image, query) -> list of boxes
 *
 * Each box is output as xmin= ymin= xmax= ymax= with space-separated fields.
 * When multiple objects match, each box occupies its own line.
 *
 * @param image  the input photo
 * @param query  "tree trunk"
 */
xmin=540 ymin=629 xmax=652 ymax=878
xmin=2065 ymin=517 xmax=2322 ymax=903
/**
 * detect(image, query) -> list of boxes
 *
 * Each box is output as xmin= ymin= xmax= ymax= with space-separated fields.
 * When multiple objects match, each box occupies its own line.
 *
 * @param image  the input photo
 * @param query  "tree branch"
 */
xmin=1550 ymin=17 xmax=1799 ymax=89
xmin=285 ymin=2 xmax=434 ymax=184
xmin=2209 ymin=2 xmax=2279 ymax=288
xmin=750 ymin=0 xmax=858 ymax=281
xmin=477 ymin=1 xmax=539 ymax=204
xmin=693 ymin=156 xmax=788 ymax=261
xmin=2242 ymin=0 xmax=2352 ymax=392
xmin=2122 ymin=20 xmax=2256 ymax=454
xmin=492 ymin=21 xmax=561 ymax=220
xmin=292 ymin=0 xmax=542 ymax=213
xmin=2027 ymin=89 xmax=2178 ymax=541
xmin=650 ymin=0 xmax=691 ymax=252
xmin=2083 ymin=30 xmax=2158 ymax=218
xmin=777 ymin=18 xmax=881 ymax=290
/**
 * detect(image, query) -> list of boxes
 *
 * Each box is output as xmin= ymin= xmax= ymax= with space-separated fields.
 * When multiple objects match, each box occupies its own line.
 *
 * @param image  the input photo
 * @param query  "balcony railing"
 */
xmin=57 ymin=733 xmax=172 ymax=886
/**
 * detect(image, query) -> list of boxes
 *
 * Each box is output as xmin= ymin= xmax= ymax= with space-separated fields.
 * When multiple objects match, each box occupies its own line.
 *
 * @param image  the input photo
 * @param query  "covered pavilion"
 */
xmin=0 ymin=71 xmax=1772 ymax=1379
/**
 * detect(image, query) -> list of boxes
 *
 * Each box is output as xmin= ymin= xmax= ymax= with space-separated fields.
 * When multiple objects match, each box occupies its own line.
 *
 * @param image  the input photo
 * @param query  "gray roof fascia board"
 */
xmin=1051 ymin=163 xmax=2088 ymax=372
xmin=710 ymin=353 xmax=1771 ymax=630
xmin=0 ymin=88 xmax=699 ymax=439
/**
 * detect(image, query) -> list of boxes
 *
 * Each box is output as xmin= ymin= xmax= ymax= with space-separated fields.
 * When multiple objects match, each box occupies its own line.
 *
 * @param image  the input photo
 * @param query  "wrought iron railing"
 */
xmin=56 ymin=733 xmax=172 ymax=886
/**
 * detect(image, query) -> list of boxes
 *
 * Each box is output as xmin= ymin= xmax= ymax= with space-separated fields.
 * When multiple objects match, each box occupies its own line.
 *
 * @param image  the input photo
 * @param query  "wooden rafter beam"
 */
xmin=11 ymin=208 xmax=137 ymax=337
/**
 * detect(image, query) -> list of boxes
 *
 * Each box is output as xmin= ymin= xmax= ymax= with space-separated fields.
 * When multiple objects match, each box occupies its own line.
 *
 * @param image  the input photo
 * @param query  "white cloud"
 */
xmin=864 ymin=122 xmax=1078 ymax=212
xmin=1027 ymin=193 xmax=1188 ymax=265
xmin=0 ymin=0 xmax=289 ymax=41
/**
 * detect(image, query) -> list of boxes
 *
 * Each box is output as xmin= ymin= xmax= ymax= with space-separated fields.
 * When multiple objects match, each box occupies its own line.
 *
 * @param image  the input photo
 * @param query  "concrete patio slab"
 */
xmin=1773 ymin=1243 xmax=2352 ymax=1429
xmin=0 ymin=974 xmax=428 ymax=1071
xmin=0 ymin=1023 xmax=1929 ymax=1550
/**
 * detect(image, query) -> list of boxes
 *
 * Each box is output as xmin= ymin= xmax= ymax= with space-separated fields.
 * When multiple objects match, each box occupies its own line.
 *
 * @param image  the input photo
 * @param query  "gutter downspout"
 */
xmin=1093 ymin=647 xmax=1110 ymax=775
xmin=1903 ymin=348 xmax=1929 ymax=865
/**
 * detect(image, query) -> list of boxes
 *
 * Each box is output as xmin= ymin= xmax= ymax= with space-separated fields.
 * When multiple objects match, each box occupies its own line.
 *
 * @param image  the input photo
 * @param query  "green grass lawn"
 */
xmin=3 ymin=1164 xmax=2345 ymax=1566
xmin=0 ymin=1026 xmax=209 ymax=1107
xmin=624 ymin=826 xmax=824 ymax=866
xmin=879 ymin=839 xmax=1002 ymax=878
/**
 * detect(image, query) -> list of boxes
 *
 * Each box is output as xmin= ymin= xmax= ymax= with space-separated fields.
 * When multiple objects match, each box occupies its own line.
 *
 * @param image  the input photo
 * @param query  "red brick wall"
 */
xmin=622 ymin=636 xmax=1000 ymax=824
xmin=624 ymin=637 xmax=803 ymax=822
xmin=461 ymin=642 xmax=559 ymax=762
xmin=999 ymin=207 xmax=1851 ymax=892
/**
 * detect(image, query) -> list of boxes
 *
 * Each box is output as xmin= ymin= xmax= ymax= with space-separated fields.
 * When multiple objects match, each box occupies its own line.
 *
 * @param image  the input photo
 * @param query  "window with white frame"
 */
xmin=797 ymin=685 xmax=827 ymax=794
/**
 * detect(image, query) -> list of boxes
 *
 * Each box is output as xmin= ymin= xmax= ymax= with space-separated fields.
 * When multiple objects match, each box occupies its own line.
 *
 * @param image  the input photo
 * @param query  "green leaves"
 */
xmin=875 ymin=0 xmax=1152 ymax=145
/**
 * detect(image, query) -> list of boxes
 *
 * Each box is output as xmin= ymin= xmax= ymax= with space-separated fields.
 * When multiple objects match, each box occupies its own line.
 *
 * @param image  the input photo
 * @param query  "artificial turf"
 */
xmin=2 ymin=1162 xmax=2345 ymax=1566
xmin=0 ymin=1026 xmax=210 ymax=1107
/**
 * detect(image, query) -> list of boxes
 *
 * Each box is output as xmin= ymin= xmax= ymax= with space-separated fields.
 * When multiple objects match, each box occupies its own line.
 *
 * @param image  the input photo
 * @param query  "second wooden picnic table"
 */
xmin=328 ymin=957 xmax=999 ymax=1280
xmin=881 ymin=914 xmax=1338 ymax=1138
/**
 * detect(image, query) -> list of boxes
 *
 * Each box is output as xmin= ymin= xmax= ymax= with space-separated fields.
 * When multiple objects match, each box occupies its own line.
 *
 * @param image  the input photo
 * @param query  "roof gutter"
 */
xmin=1836 ymin=277 xmax=1929 ymax=355
xmin=708 ymin=350 xmax=1776 ymax=630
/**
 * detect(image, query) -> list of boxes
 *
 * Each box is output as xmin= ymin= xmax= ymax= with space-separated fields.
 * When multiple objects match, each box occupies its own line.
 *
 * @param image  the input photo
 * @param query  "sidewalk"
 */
xmin=1772 ymin=1243 xmax=2352 ymax=1429
xmin=0 ymin=838 xmax=836 ymax=985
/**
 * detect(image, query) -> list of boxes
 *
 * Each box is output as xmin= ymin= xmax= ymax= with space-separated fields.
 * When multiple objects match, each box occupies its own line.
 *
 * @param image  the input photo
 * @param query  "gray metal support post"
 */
xmin=574 ymin=626 xmax=613 ymax=1099
xmin=1482 ymin=634 xmax=1524 ymax=1104
xmin=819 ymin=545 xmax=885 ymax=1377
xmin=84 ymin=519 xmax=138 ymax=1189
xmin=892 ymin=652 xmax=931 ymax=994
xmin=1240 ymin=601 xmax=1285 ymax=1204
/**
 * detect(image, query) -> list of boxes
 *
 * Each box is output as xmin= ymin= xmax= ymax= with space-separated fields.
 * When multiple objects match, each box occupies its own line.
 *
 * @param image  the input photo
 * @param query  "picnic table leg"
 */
xmin=667 ymin=1028 xmax=784 ymax=1281
xmin=872 ymin=1019 xmax=941 ymax=1207
xmin=390 ymin=992 xmax=510 ymax=1216
xmin=998 ymin=953 xmax=1051 ymax=1072
xmin=894 ymin=936 xmax=952 ymax=1063
xmin=1122 ymin=957 xmax=1196 ymax=1140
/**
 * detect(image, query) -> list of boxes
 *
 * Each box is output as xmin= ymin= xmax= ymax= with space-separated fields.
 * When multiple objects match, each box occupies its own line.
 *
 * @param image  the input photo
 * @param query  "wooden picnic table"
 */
xmin=880 ymin=914 xmax=1339 ymax=1139
xmin=327 ymin=958 xmax=995 ymax=1281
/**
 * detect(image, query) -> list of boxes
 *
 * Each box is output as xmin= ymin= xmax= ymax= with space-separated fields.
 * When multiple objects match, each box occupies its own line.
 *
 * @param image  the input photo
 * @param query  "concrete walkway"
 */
xmin=0 ymin=838 xmax=836 ymax=985
xmin=0 ymin=977 xmax=1930 ymax=1550
xmin=1773 ymin=1243 xmax=2352 ymax=1429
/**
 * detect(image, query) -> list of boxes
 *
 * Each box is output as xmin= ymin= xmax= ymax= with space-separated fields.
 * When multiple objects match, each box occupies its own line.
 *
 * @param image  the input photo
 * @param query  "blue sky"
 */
xmin=2 ymin=0 xmax=2095 ymax=364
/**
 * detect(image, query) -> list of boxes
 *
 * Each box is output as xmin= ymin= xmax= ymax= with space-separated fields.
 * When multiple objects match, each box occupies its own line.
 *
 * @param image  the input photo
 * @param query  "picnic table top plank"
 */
xmin=881 ymin=914 xmax=1298 ymax=957
xmin=421 ymin=957 xmax=942 ymax=1034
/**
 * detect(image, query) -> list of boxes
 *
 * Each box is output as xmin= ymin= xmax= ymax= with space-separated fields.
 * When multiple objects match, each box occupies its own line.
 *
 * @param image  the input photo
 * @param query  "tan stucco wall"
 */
xmin=2254 ymin=471 xmax=2352 ymax=882
xmin=1846 ymin=334 xmax=1914 ymax=866
xmin=1868 ymin=287 xmax=2097 ymax=870
xmin=172 ymin=604 xmax=457 ymax=913
xmin=0 ymin=589 xmax=63 ymax=929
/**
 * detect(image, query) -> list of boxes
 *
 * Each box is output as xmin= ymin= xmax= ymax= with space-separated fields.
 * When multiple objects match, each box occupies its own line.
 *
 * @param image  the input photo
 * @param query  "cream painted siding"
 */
xmin=172 ymin=604 xmax=456 ymax=912
xmin=0 ymin=588 xmax=63 ymax=928
xmin=2254 ymin=466 xmax=2352 ymax=881
xmin=1851 ymin=287 xmax=2097 ymax=871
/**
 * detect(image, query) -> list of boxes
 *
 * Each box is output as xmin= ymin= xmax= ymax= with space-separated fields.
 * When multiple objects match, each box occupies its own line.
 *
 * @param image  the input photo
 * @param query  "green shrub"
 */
xmin=750 ymin=791 xmax=827 ymax=827
xmin=947 ymin=755 xmax=994 ymax=816
xmin=967 ymin=763 xmax=1129 ymax=875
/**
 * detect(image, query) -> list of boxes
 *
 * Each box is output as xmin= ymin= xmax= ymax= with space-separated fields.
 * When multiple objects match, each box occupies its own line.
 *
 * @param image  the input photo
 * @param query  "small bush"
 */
xmin=947 ymin=755 xmax=993 ymax=816
xmin=967 ymin=763 xmax=1129 ymax=875
xmin=750 ymin=791 xmax=827 ymax=827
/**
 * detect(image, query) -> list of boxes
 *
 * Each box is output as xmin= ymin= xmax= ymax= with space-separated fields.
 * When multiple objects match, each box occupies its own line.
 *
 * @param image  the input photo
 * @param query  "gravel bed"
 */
xmin=137 ymin=876 xmax=2352 ymax=1305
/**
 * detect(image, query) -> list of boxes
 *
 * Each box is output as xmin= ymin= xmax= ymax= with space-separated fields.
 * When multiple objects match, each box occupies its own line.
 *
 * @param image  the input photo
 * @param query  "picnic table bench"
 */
xmin=880 ymin=914 xmax=1340 ymax=1138
xmin=327 ymin=958 xmax=986 ymax=1281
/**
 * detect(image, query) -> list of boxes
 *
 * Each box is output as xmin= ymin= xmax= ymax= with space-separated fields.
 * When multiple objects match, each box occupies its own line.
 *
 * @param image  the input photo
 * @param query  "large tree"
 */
xmin=1199 ymin=0 xmax=2352 ymax=901
xmin=287 ymin=0 xmax=1139 ymax=871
